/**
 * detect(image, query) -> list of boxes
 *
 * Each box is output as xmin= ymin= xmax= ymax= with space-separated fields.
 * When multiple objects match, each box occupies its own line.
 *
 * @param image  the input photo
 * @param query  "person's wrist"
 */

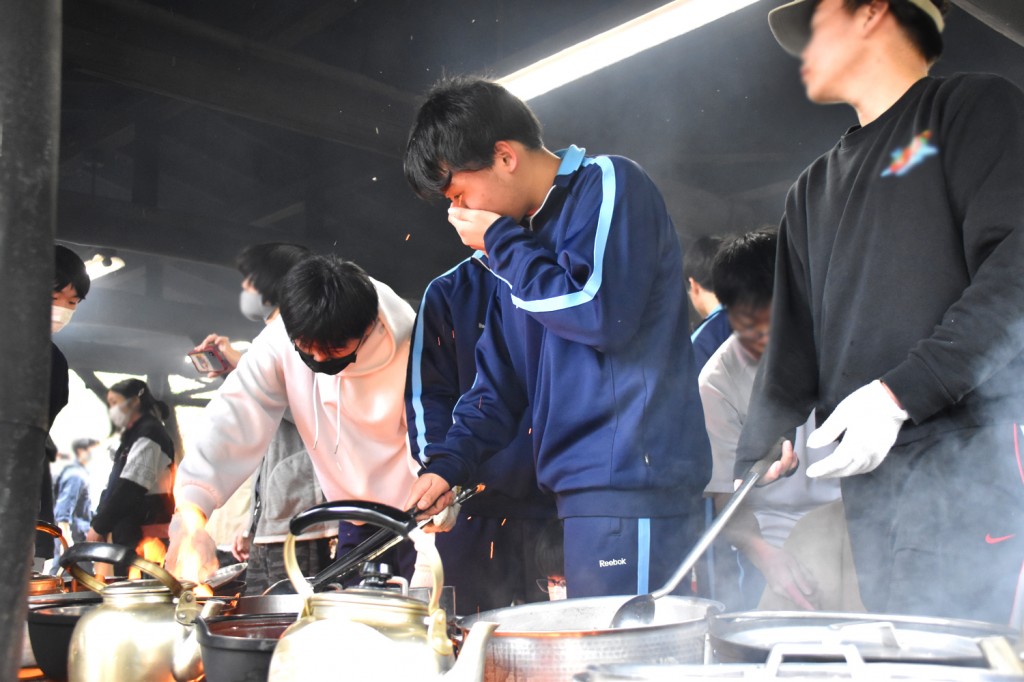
xmin=175 ymin=503 xmax=208 ymax=532
xmin=877 ymin=380 xmax=909 ymax=419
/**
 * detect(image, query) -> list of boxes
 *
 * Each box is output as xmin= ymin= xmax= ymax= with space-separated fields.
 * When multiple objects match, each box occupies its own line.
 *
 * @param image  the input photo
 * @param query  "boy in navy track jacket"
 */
xmin=403 ymin=77 xmax=712 ymax=598
xmin=407 ymin=252 xmax=556 ymax=612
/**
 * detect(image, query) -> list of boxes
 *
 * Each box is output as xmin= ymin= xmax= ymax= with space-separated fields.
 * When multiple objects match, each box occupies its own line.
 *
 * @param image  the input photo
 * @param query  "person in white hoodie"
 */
xmin=166 ymin=255 xmax=419 ymax=583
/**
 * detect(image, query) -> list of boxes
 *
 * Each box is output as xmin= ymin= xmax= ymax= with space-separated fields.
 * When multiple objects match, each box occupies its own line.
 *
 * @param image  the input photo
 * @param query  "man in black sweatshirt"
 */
xmin=736 ymin=0 xmax=1024 ymax=624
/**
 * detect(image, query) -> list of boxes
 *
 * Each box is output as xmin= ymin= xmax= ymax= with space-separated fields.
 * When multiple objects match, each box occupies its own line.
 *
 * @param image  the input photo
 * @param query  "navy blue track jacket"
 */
xmin=422 ymin=145 xmax=712 ymax=519
xmin=406 ymin=253 xmax=554 ymax=518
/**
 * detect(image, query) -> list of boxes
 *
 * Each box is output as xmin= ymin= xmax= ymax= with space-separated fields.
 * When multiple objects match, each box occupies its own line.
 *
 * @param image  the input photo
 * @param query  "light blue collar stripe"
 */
xmin=510 ymin=155 xmax=615 ymax=313
xmin=690 ymin=304 xmax=724 ymax=343
xmin=637 ymin=517 xmax=651 ymax=595
xmin=556 ymin=144 xmax=586 ymax=176
xmin=409 ymin=256 xmax=478 ymax=463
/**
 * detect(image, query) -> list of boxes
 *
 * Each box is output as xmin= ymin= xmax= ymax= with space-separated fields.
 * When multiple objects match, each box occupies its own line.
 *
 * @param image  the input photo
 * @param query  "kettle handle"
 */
xmin=60 ymin=541 xmax=185 ymax=597
xmin=36 ymin=519 xmax=70 ymax=551
xmin=284 ymin=501 xmax=417 ymax=600
xmin=284 ymin=500 xmax=450 ymax=657
xmin=288 ymin=500 xmax=417 ymax=537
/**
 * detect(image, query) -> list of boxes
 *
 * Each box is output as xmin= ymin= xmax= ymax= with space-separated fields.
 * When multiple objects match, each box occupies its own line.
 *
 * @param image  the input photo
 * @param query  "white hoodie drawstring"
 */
xmin=334 ymin=380 xmax=341 ymax=455
xmin=312 ymin=374 xmax=321 ymax=449
xmin=310 ymin=373 xmax=341 ymax=455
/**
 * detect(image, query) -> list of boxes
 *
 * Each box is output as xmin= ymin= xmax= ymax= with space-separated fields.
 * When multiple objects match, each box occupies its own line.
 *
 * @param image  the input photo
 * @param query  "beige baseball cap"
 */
xmin=768 ymin=0 xmax=945 ymax=56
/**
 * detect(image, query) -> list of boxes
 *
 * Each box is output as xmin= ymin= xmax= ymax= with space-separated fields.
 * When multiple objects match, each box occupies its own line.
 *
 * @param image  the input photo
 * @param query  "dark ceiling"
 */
xmin=54 ymin=0 xmax=1024 ymax=392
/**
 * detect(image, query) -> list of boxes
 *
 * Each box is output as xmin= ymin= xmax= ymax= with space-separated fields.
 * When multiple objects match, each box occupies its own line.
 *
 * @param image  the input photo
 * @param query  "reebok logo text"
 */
xmin=599 ymin=558 xmax=628 ymax=568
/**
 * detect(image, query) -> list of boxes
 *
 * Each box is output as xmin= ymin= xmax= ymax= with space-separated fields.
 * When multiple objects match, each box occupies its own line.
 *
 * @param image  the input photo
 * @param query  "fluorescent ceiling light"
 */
xmin=497 ymin=0 xmax=761 ymax=100
xmin=84 ymin=253 xmax=125 ymax=281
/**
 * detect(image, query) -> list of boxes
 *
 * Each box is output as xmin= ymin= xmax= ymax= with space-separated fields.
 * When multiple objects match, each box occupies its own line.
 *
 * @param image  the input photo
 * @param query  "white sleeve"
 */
xmin=121 ymin=437 xmax=170 ymax=493
xmin=174 ymin=322 xmax=290 ymax=518
xmin=699 ymin=362 xmax=745 ymax=495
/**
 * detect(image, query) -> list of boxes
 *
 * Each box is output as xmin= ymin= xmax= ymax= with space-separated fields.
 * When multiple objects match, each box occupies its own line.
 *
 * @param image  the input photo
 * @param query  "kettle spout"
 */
xmin=446 ymin=621 xmax=497 ymax=682
xmin=172 ymin=599 xmax=229 ymax=682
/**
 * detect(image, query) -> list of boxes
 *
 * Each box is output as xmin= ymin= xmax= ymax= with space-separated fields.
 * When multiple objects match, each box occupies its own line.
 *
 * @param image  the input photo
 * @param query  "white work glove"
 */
xmin=806 ymin=380 xmax=909 ymax=479
xmin=427 ymin=499 xmax=462 ymax=533
xmin=164 ymin=503 xmax=220 ymax=583
xmin=409 ymin=530 xmax=440 ymax=590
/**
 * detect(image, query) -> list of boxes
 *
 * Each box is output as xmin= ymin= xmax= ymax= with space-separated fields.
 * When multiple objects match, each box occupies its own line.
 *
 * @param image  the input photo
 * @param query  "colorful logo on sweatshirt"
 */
xmin=881 ymin=130 xmax=938 ymax=177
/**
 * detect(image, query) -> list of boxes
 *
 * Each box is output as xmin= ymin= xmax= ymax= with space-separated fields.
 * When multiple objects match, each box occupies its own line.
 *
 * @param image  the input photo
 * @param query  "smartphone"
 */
xmin=188 ymin=346 xmax=231 ymax=375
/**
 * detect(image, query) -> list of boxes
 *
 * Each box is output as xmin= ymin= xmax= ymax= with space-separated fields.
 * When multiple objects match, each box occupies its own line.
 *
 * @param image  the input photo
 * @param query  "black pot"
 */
xmin=196 ymin=612 xmax=296 ymax=682
xmin=27 ymin=600 xmax=101 ymax=681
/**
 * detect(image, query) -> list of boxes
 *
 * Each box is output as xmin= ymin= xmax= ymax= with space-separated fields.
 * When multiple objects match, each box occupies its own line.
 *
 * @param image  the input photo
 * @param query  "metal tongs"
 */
xmin=303 ymin=483 xmax=485 ymax=593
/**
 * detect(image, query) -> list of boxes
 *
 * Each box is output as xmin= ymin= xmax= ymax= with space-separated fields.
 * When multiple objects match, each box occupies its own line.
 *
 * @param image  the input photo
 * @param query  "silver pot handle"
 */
xmin=764 ymin=643 xmax=869 ymax=680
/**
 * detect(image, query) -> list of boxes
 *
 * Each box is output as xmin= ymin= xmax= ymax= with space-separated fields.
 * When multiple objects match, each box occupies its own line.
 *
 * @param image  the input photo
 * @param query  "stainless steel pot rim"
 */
xmin=460 ymin=595 xmax=722 ymax=635
xmin=711 ymin=611 xmax=1017 ymax=634
xmin=578 ymin=661 xmax=1024 ymax=681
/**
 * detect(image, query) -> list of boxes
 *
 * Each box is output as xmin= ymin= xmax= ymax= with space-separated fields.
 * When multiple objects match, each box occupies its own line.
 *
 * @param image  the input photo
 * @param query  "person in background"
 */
xmin=407 ymin=252 xmax=556 ymax=613
xmin=168 ymin=256 xmax=419 ymax=584
xmin=738 ymin=0 xmax=1024 ymax=623
xmin=87 ymin=379 xmax=175 ymax=576
xmin=402 ymin=76 xmax=713 ymax=599
xmin=54 ymin=438 xmax=97 ymax=545
xmin=699 ymin=229 xmax=842 ymax=610
xmin=40 ymin=245 xmax=92 ymax=565
xmin=196 ymin=242 xmax=336 ymax=595
xmin=684 ymin=235 xmax=732 ymax=371
xmin=534 ymin=519 xmax=566 ymax=601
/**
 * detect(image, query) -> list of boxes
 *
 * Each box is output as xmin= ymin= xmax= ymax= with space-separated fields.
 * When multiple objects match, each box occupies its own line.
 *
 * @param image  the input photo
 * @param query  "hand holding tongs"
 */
xmin=305 ymin=483 xmax=484 ymax=592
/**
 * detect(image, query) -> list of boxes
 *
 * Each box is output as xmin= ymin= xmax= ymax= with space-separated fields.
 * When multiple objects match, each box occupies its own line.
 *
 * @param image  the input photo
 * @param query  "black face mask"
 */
xmin=294 ymin=346 xmax=356 ymax=375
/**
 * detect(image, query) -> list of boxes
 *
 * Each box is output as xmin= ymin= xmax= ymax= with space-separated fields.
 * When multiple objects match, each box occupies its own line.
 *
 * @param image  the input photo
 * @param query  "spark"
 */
xmin=501 ymin=518 xmax=507 ymax=526
xmin=372 ymin=176 xmax=378 ymax=181
xmin=436 ymin=336 xmax=441 ymax=346
xmin=405 ymin=233 xmax=411 ymax=240
xmin=528 ymin=427 xmax=532 ymax=435
xmin=489 ymin=542 xmax=494 ymax=559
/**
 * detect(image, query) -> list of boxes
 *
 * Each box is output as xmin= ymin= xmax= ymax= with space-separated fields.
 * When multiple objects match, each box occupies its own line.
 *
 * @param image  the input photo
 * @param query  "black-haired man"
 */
xmin=168 ymin=255 xmax=419 ymax=582
xmin=403 ymin=76 xmax=714 ymax=598
xmin=684 ymin=235 xmax=732 ymax=370
xmin=738 ymin=0 xmax=1024 ymax=623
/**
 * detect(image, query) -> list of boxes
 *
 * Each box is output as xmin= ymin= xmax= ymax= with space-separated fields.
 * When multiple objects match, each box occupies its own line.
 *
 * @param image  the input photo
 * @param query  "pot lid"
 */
xmin=710 ymin=611 xmax=1018 ymax=665
xmin=102 ymin=577 xmax=175 ymax=601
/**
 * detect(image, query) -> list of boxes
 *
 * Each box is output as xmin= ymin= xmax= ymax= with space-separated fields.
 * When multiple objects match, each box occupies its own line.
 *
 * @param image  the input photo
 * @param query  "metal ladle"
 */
xmin=609 ymin=440 xmax=787 ymax=629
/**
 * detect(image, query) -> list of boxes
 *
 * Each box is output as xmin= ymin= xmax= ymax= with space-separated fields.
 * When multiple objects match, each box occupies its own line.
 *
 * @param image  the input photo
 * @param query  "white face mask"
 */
xmin=240 ymin=290 xmax=275 ymax=322
xmin=548 ymin=584 xmax=567 ymax=601
xmin=51 ymin=305 xmax=74 ymax=333
xmin=108 ymin=402 xmax=133 ymax=430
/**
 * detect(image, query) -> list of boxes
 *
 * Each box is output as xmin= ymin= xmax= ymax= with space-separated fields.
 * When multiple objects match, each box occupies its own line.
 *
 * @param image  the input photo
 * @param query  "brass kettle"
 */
xmin=267 ymin=500 xmax=495 ymax=682
xmin=29 ymin=520 xmax=69 ymax=596
xmin=61 ymin=542 xmax=226 ymax=682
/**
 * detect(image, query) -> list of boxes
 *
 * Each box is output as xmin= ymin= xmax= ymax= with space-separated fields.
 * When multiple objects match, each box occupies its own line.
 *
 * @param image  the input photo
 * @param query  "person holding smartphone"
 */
xmin=167 ymin=255 xmax=420 ymax=585
xmin=191 ymin=242 xmax=337 ymax=594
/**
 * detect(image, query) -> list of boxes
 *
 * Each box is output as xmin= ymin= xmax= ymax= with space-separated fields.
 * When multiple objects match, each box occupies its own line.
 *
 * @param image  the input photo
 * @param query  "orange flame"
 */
xmin=130 ymin=537 xmax=168 ymax=580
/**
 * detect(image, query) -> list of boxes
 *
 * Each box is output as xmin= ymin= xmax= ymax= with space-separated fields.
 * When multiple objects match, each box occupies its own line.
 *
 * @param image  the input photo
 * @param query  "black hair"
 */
xmin=534 ymin=519 xmax=565 ymax=578
xmin=841 ymin=0 xmax=948 ymax=62
xmin=71 ymin=437 xmax=99 ymax=453
xmin=54 ymin=244 xmax=91 ymax=299
xmin=236 ymin=242 xmax=312 ymax=307
xmin=404 ymin=76 xmax=544 ymax=199
xmin=279 ymin=255 xmax=378 ymax=351
xmin=682 ymin=235 xmax=725 ymax=288
xmin=108 ymin=378 xmax=170 ymax=421
xmin=711 ymin=228 xmax=778 ymax=311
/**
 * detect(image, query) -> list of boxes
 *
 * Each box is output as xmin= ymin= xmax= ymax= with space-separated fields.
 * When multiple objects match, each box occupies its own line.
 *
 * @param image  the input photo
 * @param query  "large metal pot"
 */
xmin=458 ymin=594 xmax=722 ymax=682
xmin=708 ymin=611 xmax=1020 ymax=668
xmin=576 ymin=642 xmax=1024 ymax=681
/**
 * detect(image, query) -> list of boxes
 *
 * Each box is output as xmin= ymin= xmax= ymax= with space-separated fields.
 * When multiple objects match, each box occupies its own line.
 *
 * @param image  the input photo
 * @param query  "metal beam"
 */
xmin=56 ymin=190 xmax=296 ymax=266
xmin=954 ymin=0 xmax=1024 ymax=47
xmin=72 ymin=289 xmax=257 ymax=344
xmin=62 ymin=0 xmax=419 ymax=157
